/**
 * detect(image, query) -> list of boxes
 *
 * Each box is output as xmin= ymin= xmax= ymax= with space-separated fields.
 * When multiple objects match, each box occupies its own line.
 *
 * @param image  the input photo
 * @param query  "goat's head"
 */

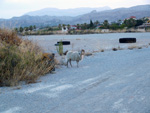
xmin=81 ymin=49 xmax=85 ymax=55
xmin=79 ymin=49 xmax=85 ymax=56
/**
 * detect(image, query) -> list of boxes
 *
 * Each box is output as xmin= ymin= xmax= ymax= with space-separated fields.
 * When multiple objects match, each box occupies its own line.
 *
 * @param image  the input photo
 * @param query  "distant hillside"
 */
xmin=0 ymin=5 xmax=150 ymax=28
xmin=0 ymin=15 xmax=73 ymax=28
xmin=25 ymin=6 xmax=111 ymax=17
xmin=72 ymin=5 xmax=150 ymax=24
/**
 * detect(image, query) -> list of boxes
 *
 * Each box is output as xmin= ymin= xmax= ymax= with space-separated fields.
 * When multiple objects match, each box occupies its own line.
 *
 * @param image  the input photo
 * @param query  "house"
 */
xmin=137 ymin=17 xmax=150 ymax=29
xmin=124 ymin=16 xmax=136 ymax=21
xmin=138 ymin=23 xmax=150 ymax=29
xmin=101 ymin=29 xmax=109 ymax=33
xmin=130 ymin=16 xmax=136 ymax=20
xmin=62 ymin=26 xmax=68 ymax=32
xmin=70 ymin=25 xmax=77 ymax=30
xmin=147 ymin=17 xmax=150 ymax=23
xmin=96 ymin=24 xmax=103 ymax=29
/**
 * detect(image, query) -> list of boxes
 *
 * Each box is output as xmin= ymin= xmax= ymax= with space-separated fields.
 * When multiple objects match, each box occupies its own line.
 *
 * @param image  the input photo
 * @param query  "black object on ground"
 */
xmin=57 ymin=41 xmax=70 ymax=45
xmin=119 ymin=38 xmax=136 ymax=43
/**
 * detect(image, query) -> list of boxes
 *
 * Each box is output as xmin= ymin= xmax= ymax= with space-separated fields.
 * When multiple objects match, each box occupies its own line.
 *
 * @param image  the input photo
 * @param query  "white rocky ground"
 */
xmin=24 ymin=33 xmax=150 ymax=53
xmin=0 ymin=33 xmax=150 ymax=113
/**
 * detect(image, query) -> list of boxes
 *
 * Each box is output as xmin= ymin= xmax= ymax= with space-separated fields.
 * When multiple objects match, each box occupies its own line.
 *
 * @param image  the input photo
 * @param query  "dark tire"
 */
xmin=119 ymin=38 xmax=136 ymax=43
xmin=57 ymin=41 xmax=70 ymax=45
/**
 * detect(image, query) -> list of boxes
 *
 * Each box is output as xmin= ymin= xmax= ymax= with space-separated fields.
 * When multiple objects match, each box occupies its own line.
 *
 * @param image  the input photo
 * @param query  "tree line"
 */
xmin=101 ymin=18 xmax=147 ymax=30
xmin=14 ymin=17 xmax=149 ymax=34
xmin=15 ymin=25 xmax=36 ymax=33
xmin=59 ymin=17 xmax=148 ymax=30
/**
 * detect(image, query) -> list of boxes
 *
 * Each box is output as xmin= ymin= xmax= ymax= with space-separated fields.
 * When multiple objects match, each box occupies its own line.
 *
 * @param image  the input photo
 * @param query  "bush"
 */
xmin=0 ymin=29 xmax=22 ymax=46
xmin=56 ymin=41 xmax=63 ymax=56
xmin=112 ymin=48 xmax=118 ymax=51
xmin=0 ymin=29 xmax=55 ymax=86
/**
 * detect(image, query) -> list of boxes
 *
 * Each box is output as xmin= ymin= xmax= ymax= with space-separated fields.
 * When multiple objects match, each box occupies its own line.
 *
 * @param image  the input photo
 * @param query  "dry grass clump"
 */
xmin=92 ymin=49 xmax=104 ymax=53
xmin=117 ymin=46 xmax=124 ymax=50
xmin=0 ymin=29 xmax=55 ymax=86
xmin=128 ymin=46 xmax=138 ymax=50
xmin=0 ymin=29 xmax=21 ymax=46
xmin=76 ymin=38 xmax=81 ymax=40
xmin=85 ymin=52 xmax=93 ymax=56
xmin=101 ymin=49 xmax=104 ymax=52
xmin=112 ymin=46 xmax=124 ymax=51
xmin=112 ymin=48 xmax=118 ymax=51
xmin=138 ymin=47 xmax=142 ymax=49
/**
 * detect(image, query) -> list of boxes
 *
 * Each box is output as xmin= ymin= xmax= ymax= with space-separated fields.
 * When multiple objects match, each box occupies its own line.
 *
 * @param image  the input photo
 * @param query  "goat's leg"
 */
xmin=67 ymin=60 xmax=69 ymax=68
xmin=77 ymin=61 xmax=79 ymax=67
xmin=69 ymin=59 xmax=72 ymax=67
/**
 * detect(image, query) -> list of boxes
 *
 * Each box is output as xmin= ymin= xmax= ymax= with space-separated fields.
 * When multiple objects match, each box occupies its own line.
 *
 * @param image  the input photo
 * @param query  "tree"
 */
xmin=24 ymin=27 xmax=29 ymax=31
xmin=58 ymin=24 xmax=62 ymax=30
xmin=81 ymin=23 xmax=87 ymax=30
xmin=33 ymin=25 xmax=36 ymax=29
xmin=110 ymin=23 xmax=119 ymax=30
xmin=94 ymin=20 xmax=100 ymax=26
xmin=135 ymin=19 xmax=144 ymax=26
xmin=117 ymin=20 xmax=122 ymax=25
xmin=77 ymin=24 xmax=80 ymax=29
xmin=62 ymin=24 xmax=66 ymax=29
xmin=124 ymin=18 xmax=137 ymax=28
xmin=48 ymin=27 xmax=53 ymax=31
xmin=67 ymin=24 xmax=70 ymax=30
xmin=103 ymin=20 xmax=109 ymax=29
xmin=142 ymin=17 xmax=149 ymax=23
xmin=14 ymin=28 xmax=18 ymax=32
xmin=120 ymin=23 xmax=126 ymax=29
xmin=29 ymin=25 xmax=33 ymax=31
xmin=19 ymin=27 xmax=23 ymax=32
xmin=90 ymin=20 xmax=94 ymax=28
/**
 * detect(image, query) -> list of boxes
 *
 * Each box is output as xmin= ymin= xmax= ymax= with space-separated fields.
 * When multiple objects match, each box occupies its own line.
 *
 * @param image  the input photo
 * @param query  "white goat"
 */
xmin=66 ymin=49 xmax=85 ymax=67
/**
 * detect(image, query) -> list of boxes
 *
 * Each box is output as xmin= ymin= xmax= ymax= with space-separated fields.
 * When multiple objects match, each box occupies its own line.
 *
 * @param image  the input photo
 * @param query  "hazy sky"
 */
xmin=0 ymin=0 xmax=150 ymax=19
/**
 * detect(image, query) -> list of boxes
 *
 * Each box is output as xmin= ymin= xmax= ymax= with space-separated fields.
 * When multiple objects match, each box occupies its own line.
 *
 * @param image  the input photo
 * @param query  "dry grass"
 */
xmin=92 ymin=49 xmax=104 ymax=53
xmin=0 ymin=29 xmax=55 ymax=86
xmin=143 ymin=45 xmax=148 ymax=48
xmin=101 ymin=49 xmax=104 ymax=52
xmin=138 ymin=47 xmax=142 ymax=49
xmin=117 ymin=46 xmax=124 ymax=50
xmin=128 ymin=46 xmax=138 ymax=50
xmin=112 ymin=48 xmax=118 ymax=51
xmin=85 ymin=52 xmax=93 ymax=56
xmin=0 ymin=29 xmax=21 ymax=46
xmin=76 ymin=38 xmax=81 ymax=40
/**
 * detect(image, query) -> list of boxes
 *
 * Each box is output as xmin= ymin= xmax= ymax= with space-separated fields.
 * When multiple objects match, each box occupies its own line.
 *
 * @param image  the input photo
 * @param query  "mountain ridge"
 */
xmin=25 ymin=6 xmax=111 ymax=17
xmin=0 ymin=4 xmax=150 ymax=28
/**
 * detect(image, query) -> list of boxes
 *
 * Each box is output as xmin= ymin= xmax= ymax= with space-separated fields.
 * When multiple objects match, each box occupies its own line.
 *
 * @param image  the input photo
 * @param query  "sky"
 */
xmin=0 ymin=0 xmax=150 ymax=19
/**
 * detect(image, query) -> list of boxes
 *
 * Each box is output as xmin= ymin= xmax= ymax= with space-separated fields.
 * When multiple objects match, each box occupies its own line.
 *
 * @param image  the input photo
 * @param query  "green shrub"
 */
xmin=56 ymin=41 xmax=63 ymax=56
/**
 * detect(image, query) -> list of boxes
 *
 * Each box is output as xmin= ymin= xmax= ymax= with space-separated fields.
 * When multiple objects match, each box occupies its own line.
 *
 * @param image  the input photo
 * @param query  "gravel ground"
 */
xmin=23 ymin=33 xmax=150 ymax=53
xmin=0 ymin=33 xmax=150 ymax=113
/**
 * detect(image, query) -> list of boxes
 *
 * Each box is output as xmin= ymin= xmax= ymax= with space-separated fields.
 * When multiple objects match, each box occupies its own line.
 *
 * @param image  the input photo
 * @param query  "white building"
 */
xmin=62 ymin=26 xmax=68 ymax=32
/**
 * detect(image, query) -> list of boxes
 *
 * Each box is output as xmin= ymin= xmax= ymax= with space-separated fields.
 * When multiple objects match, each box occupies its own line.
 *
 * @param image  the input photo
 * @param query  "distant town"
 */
xmin=14 ymin=16 xmax=150 ymax=35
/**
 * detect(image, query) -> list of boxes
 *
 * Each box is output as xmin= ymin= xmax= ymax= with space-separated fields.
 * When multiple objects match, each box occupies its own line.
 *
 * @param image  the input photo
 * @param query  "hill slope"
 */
xmin=0 ymin=5 xmax=150 ymax=28
xmin=25 ymin=6 xmax=111 ymax=17
xmin=72 ymin=4 xmax=150 ymax=23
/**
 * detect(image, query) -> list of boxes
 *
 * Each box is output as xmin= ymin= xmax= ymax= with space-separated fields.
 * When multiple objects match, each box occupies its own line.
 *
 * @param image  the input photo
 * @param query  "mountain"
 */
xmin=25 ymin=6 xmax=111 ymax=17
xmin=0 ymin=15 xmax=74 ymax=28
xmin=0 ymin=5 xmax=150 ymax=28
xmin=72 ymin=4 xmax=150 ymax=24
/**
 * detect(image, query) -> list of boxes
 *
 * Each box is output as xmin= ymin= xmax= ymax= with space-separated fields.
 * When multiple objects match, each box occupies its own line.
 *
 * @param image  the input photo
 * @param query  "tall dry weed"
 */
xmin=0 ymin=29 xmax=55 ymax=86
